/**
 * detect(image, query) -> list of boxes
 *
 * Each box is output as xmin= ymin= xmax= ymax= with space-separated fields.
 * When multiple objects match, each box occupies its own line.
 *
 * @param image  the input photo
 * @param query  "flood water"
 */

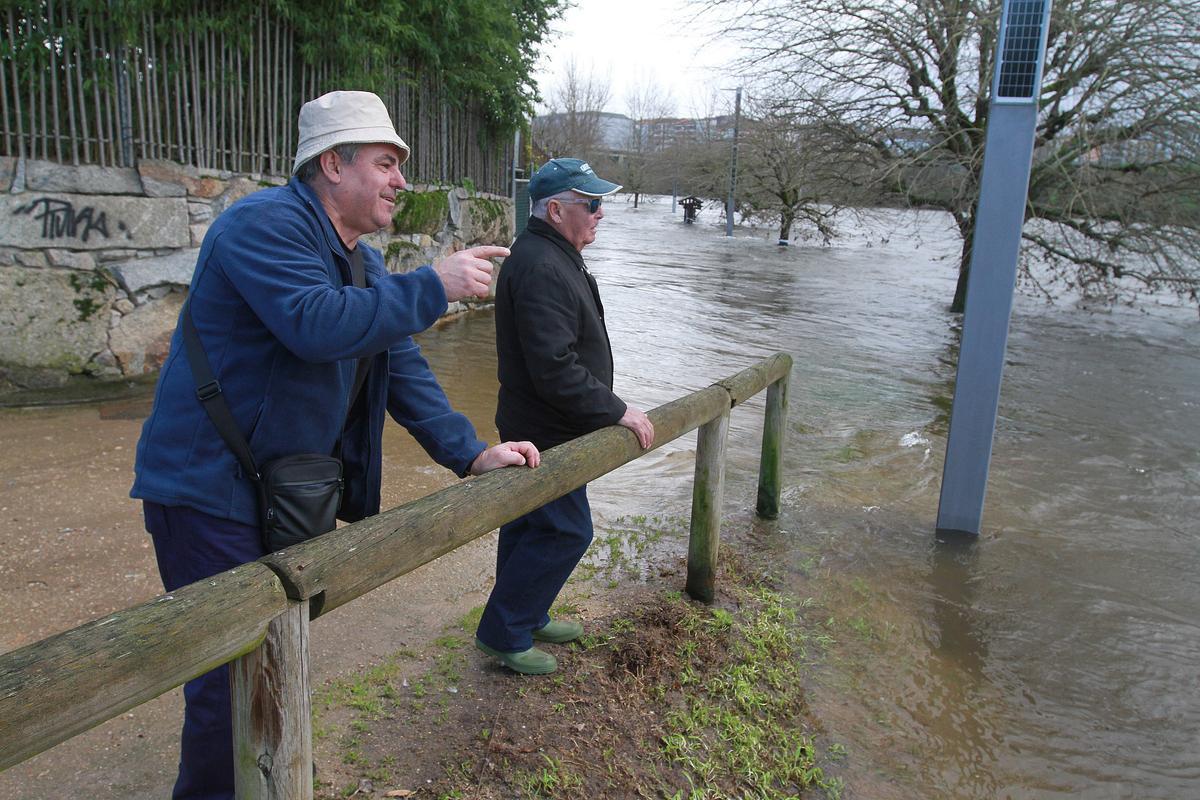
xmin=414 ymin=197 xmax=1200 ymax=798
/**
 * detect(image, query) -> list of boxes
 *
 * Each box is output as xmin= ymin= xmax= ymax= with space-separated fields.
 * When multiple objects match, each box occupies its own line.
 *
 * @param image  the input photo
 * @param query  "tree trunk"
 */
xmin=633 ymin=191 xmax=640 ymax=209
xmin=778 ymin=210 xmax=794 ymax=246
xmin=950 ymin=206 xmax=978 ymax=313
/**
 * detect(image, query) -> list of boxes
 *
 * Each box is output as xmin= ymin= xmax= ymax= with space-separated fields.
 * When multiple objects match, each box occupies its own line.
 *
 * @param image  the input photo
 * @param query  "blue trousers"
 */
xmin=144 ymin=501 xmax=264 ymax=800
xmin=475 ymin=485 xmax=594 ymax=652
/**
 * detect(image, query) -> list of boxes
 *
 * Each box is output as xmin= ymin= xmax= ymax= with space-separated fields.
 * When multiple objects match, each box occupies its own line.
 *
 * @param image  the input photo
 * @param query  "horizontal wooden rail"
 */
xmin=0 ymin=352 xmax=793 ymax=786
xmin=262 ymin=353 xmax=791 ymax=616
xmin=0 ymin=563 xmax=288 ymax=770
xmin=263 ymin=385 xmax=729 ymax=616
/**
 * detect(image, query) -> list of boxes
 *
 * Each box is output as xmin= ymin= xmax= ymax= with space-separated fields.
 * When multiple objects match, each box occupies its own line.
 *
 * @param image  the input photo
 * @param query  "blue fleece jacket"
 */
xmin=131 ymin=178 xmax=486 ymax=526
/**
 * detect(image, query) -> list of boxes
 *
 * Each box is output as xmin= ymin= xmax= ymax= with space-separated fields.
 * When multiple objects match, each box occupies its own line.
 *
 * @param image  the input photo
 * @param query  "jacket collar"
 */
xmin=290 ymin=177 xmax=350 ymax=262
xmin=526 ymin=215 xmax=586 ymax=270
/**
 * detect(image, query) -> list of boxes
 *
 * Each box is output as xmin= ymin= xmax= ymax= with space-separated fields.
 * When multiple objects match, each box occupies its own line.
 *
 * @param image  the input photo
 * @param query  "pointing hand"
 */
xmin=434 ymin=245 xmax=509 ymax=302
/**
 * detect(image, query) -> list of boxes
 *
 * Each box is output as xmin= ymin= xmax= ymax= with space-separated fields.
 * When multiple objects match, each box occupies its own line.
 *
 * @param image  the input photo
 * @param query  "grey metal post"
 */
xmin=936 ymin=0 xmax=1054 ymax=536
xmin=724 ymin=87 xmax=742 ymax=238
xmin=512 ymin=128 xmax=520 ymax=202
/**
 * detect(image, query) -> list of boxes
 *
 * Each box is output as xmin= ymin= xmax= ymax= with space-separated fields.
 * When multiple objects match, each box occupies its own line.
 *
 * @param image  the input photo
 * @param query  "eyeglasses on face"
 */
xmin=555 ymin=197 xmax=603 ymax=213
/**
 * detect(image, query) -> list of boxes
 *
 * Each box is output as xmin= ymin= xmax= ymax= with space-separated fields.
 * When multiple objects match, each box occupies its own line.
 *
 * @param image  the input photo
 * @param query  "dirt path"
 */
xmin=0 ymin=397 xmax=516 ymax=799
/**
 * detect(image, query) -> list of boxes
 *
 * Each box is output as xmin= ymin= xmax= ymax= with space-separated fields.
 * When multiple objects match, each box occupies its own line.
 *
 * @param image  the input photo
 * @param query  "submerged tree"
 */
xmin=737 ymin=98 xmax=848 ymax=245
xmin=706 ymin=0 xmax=1200 ymax=311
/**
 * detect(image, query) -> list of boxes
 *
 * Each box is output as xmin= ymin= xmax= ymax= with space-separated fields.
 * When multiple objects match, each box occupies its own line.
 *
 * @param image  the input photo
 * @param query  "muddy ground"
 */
xmin=305 ymin=551 xmax=845 ymax=800
xmin=0 ymin=394 xmax=537 ymax=799
xmin=1 ymin=393 xmax=848 ymax=800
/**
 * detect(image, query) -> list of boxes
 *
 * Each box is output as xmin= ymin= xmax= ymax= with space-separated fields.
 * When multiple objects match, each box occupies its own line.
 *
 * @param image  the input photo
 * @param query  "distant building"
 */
xmin=532 ymin=110 xmax=738 ymax=161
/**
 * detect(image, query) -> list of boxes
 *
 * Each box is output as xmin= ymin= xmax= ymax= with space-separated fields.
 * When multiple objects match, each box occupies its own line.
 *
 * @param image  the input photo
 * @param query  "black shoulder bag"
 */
xmin=181 ymin=248 xmax=371 ymax=552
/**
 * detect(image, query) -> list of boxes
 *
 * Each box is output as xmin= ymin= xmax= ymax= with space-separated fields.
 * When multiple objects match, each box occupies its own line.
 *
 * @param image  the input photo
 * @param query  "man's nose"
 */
xmin=391 ymin=170 xmax=407 ymax=190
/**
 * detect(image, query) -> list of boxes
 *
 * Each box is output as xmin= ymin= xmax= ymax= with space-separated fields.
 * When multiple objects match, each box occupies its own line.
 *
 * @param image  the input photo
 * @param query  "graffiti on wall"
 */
xmin=12 ymin=197 xmax=132 ymax=243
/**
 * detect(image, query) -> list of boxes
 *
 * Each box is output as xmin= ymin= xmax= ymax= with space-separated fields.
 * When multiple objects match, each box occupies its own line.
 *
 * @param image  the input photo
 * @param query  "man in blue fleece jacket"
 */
xmin=131 ymin=90 xmax=539 ymax=800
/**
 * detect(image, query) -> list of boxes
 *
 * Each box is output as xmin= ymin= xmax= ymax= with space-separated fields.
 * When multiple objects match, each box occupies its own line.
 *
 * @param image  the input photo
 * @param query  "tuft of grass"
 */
xmin=656 ymin=585 xmax=845 ymax=798
xmin=456 ymin=606 xmax=484 ymax=634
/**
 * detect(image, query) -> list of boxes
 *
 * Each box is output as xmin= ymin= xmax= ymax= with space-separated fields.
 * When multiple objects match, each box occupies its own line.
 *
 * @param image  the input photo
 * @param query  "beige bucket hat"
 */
xmin=292 ymin=90 xmax=410 ymax=175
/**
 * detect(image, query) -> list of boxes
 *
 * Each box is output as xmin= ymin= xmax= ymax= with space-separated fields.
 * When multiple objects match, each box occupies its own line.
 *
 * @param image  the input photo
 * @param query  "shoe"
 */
xmin=532 ymin=619 xmax=584 ymax=644
xmin=475 ymin=638 xmax=557 ymax=675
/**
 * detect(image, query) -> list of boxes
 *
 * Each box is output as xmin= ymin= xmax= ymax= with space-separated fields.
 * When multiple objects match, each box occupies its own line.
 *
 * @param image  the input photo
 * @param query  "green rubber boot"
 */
xmin=532 ymin=619 xmax=584 ymax=644
xmin=475 ymin=639 xmax=557 ymax=675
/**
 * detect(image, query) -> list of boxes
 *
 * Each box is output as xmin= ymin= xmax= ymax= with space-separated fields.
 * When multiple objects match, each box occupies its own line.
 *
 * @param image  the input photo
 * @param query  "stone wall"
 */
xmin=0 ymin=156 xmax=514 ymax=395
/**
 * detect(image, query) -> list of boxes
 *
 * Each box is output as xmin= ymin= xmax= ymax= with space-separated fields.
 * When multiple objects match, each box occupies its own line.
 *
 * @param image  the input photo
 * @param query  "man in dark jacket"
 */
xmin=474 ymin=158 xmax=654 ymax=675
xmin=132 ymin=91 xmax=539 ymax=800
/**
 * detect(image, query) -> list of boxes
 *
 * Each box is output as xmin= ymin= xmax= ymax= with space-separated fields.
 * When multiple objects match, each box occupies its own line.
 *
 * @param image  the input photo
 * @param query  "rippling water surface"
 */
xmin=413 ymin=196 xmax=1200 ymax=798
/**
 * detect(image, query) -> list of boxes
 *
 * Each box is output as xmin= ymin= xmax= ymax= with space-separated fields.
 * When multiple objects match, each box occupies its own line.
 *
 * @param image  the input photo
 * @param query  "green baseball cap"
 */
xmin=529 ymin=158 xmax=622 ymax=203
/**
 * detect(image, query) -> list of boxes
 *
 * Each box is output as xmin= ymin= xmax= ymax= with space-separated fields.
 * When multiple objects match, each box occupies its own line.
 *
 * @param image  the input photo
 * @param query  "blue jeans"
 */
xmin=144 ymin=501 xmax=264 ymax=800
xmin=475 ymin=485 xmax=594 ymax=652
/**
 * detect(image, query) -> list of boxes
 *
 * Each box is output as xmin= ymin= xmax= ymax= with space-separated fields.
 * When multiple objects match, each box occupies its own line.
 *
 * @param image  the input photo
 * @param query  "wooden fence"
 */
xmin=0 ymin=2 xmax=512 ymax=193
xmin=0 ymin=352 xmax=792 ymax=798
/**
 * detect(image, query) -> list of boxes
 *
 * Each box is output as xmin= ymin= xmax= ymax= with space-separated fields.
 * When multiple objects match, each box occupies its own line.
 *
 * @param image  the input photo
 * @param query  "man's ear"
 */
xmin=546 ymin=199 xmax=562 ymax=223
xmin=319 ymin=150 xmax=342 ymax=184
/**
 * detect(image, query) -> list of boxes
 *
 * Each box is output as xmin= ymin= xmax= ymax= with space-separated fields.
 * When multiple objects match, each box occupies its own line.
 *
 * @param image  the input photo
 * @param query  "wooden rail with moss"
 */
xmin=0 ymin=352 xmax=792 ymax=798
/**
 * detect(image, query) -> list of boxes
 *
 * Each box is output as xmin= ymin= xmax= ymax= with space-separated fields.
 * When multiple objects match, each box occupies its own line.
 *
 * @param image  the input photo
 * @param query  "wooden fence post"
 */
xmin=231 ymin=599 xmax=312 ymax=800
xmin=687 ymin=405 xmax=731 ymax=602
xmin=756 ymin=368 xmax=790 ymax=520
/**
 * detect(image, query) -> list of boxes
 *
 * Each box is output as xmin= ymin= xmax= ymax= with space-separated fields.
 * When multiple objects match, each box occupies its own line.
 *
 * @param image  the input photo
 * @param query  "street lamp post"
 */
xmin=725 ymin=87 xmax=742 ymax=238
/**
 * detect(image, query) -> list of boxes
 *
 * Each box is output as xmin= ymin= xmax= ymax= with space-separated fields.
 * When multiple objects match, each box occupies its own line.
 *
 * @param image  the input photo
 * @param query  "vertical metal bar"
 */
xmin=755 ymin=369 xmax=791 ymax=520
xmin=7 ymin=10 xmax=25 ymax=160
xmin=283 ymin=23 xmax=292 ymax=173
xmin=724 ymin=86 xmax=742 ymax=238
xmin=47 ymin=0 xmax=63 ymax=163
xmin=71 ymin=11 xmax=89 ymax=162
xmin=28 ymin=15 xmax=43 ymax=161
xmin=107 ymin=24 xmax=122 ymax=166
xmin=173 ymin=31 xmax=185 ymax=163
xmin=273 ymin=16 xmax=281 ymax=176
xmin=86 ymin=15 xmax=104 ymax=165
xmin=133 ymin=16 xmax=148 ymax=163
xmin=114 ymin=3 xmax=135 ymax=167
xmin=686 ymin=404 xmax=732 ymax=602
xmin=936 ymin=0 xmax=1053 ymax=537
xmin=248 ymin=11 xmax=257 ymax=172
xmin=11 ymin=8 xmax=28 ymax=159
xmin=0 ymin=13 xmax=11 ymax=156
xmin=189 ymin=27 xmax=201 ymax=166
xmin=144 ymin=13 xmax=157 ymax=161
xmin=187 ymin=27 xmax=199 ymax=167
xmin=268 ymin=12 xmax=278 ymax=176
xmin=204 ymin=27 xmax=213 ymax=169
xmin=230 ymin=599 xmax=313 ymax=800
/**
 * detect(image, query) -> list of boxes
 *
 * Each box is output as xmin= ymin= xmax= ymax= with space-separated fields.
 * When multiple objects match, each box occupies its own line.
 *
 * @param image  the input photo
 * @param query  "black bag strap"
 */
xmin=181 ymin=304 xmax=261 ymax=481
xmin=181 ymin=246 xmax=372 ymax=479
xmin=344 ymin=247 xmax=370 ymax=415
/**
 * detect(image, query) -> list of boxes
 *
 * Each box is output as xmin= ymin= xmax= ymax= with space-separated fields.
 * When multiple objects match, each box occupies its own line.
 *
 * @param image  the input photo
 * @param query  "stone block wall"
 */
xmin=0 ymin=156 xmax=514 ymax=395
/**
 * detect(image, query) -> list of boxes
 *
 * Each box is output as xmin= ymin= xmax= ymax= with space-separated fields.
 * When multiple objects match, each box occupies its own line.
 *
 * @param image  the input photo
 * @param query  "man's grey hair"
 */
xmin=296 ymin=142 xmax=362 ymax=184
xmin=530 ymin=190 xmax=581 ymax=220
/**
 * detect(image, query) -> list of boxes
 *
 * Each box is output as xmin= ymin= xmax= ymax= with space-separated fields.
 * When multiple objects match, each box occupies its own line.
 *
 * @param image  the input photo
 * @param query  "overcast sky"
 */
xmin=532 ymin=0 xmax=744 ymax=118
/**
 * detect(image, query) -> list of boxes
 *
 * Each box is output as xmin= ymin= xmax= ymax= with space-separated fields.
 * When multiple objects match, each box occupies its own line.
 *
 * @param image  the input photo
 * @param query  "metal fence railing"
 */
xmin=0 ymin=2 xmax=512 ymax=193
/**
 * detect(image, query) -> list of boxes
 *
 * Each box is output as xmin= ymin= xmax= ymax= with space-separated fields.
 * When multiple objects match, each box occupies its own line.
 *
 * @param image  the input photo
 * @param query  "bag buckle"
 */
xmin=196 ymin=380 xmax=221 ymax=402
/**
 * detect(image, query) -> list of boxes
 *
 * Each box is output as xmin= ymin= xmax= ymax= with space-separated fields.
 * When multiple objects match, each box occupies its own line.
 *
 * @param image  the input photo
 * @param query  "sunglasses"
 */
xmin=555 ymin=197 xmax=603 ymax=213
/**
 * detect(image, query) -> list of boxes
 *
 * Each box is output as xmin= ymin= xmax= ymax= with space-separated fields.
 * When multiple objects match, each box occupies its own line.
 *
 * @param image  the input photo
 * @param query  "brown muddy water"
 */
xmin=419 ymin=197 xmax=1200 ymax=798
xmin=4 ymin=196 xmax=1198 ymax=798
